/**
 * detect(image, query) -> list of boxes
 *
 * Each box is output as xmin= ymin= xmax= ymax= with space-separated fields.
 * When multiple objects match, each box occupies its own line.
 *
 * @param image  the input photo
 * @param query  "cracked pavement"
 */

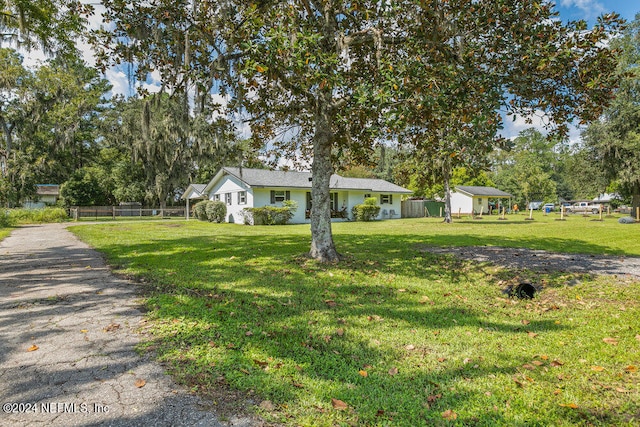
xmin=0 ymin=224 xmax=260 ymax=426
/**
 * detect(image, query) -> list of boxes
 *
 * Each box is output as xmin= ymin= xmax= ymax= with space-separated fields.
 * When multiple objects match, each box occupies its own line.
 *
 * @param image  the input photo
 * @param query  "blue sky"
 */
xmin=555 ymin=0 xmax=638 ymax=24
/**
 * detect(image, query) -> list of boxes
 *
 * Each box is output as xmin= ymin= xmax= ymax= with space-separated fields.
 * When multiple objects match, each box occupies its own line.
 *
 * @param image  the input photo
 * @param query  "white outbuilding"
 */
xmin=449 ymin=186 xmax=512 ymax=216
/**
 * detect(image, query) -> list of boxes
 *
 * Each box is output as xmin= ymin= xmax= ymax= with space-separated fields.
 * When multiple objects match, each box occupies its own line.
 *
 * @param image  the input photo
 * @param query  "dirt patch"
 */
xmin=418 ymin=245 xmax=640 ymax=279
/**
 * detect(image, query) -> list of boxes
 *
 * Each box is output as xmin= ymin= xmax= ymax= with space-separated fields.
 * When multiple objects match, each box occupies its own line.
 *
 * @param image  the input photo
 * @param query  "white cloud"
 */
xmin=500 ymin=110 xmax=551 ymax=139
xmin=105 ymin=68 xmax=131 ymax=97
xmin=559 ymin=0 xmax=606 ymax=19
xmin=500 ymin=110 xmax=585 ymax=145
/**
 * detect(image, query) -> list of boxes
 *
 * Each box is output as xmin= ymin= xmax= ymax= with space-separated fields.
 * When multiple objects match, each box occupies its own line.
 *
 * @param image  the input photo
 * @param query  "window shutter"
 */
xmin=270 ymin=190 xmax=275 ymax=204
xmin=390 ymin=194 xmax=393 ymax=204
xmin=286 ymin=191 xmax=290 ymax=201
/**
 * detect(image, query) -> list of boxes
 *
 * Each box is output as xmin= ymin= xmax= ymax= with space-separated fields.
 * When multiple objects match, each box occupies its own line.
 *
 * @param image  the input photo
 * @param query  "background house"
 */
xmin=23 ymin=184 xmax=60 ymax=208
xmin=449 ymin=186 xmax=512 ymax=215
xmin=187 ymin=167 xmax=412 ymax=224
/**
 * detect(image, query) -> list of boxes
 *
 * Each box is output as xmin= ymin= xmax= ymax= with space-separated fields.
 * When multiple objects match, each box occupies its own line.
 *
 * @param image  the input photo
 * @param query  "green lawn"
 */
xmin=70 ymin=215 xmax=640 ymax=426
xmin=0 ymin=228 xmax=11 ymax=241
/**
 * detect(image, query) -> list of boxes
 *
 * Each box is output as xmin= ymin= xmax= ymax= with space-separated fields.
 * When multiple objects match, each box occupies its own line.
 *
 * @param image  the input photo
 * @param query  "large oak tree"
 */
xmin=583 ymin=14 xmax=640 ymax=214
xmin=94 ymin=0 xmax=622 ymax=259
xmin=391 ymin=1 xmax=622 ymax=222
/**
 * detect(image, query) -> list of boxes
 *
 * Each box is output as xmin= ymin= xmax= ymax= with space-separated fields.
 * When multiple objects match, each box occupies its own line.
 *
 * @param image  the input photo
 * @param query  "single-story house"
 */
xmin=182 ymin=167 xmax=412 ymax=224
xmin=449 ymin=186 xmax=512 ymax=215
xmin=592 ymin=193 xmax=622 ymax=205
xmin=23 ymin=184 xmax=60 ymax=208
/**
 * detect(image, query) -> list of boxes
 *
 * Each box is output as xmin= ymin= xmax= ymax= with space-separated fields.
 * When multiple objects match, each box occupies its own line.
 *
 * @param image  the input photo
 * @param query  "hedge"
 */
xmin=351 ymin=197 xmax=381 ymax=221
xmin=194 ymin=200 xmax=227 ymax=223
xmin=242 ymin=200 xmax=297 ymax=225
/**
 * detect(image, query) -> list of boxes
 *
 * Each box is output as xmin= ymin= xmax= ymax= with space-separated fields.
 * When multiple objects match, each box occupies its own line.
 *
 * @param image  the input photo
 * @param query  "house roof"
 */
xmin=181 ymin=183 xmax=207 ymax=200
xmin=593 ymin=193 xmax=622 ymax=203
xmin=36 ymin=184 xmax=60 ymax=196
xmin=454 ymin=186 xmax=512 ymax=198
xmin=202 ymin=167 xmax=412 ymax=194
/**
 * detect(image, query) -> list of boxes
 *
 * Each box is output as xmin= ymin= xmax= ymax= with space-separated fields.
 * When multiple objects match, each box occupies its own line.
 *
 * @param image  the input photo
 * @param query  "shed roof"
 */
xmin=36 ymin=184 xmax=60 ymax=196
xmin=454 ymin=186 xmax=512 ymax=198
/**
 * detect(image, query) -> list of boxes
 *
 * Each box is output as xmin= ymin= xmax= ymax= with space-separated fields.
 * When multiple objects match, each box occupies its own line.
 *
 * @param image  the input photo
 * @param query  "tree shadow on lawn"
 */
xmin=140 ymin=285 xmax=586 ymax=426
xmin=85 ymin=230 xmax=632 ymax=425
xmin=98 ymin=229 xmax=623 ymax=290
xmin=102 ymin=236 xmax=596 ymax=425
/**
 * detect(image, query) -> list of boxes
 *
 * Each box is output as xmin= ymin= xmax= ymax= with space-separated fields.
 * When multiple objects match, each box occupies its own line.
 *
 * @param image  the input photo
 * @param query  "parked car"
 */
xmin=528 ymin=201 xmax=543 ymax=210
xmin=565 ymin=202 xmax=601 ymax=214
xmin=542 ymin=203 xmax=555 ymax=212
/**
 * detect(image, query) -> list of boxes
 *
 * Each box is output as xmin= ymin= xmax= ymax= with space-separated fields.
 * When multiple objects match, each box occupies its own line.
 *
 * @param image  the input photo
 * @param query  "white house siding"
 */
xmin=450 ymin=192 xmax=490 ymax=215
xmin=252 ymin=188 xmax=308 ymax=224
xmin=450 ymin=191 xmax=472 ymax=215
xmin=201 ymin=172 xmax=409 ymax=224
xmin=209 ymin=175 xmax=253 ymax=223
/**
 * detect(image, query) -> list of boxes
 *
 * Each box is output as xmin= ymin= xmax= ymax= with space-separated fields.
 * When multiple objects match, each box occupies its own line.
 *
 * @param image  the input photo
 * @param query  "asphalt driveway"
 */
xmin=0 ymin=224 xmax=259 ymax=427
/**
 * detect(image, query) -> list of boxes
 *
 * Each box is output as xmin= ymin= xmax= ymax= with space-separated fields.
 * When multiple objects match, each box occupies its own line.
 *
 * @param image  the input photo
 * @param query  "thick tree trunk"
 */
xmin=631 ymin=183 xmax=640 ymax=218
xmin=309 ymin=106 xmax=340 ymax=263
xmin=442 ymin=158 xmax=453 ymax=223
xmin=0 ymin=116 xmax=13 ymax=178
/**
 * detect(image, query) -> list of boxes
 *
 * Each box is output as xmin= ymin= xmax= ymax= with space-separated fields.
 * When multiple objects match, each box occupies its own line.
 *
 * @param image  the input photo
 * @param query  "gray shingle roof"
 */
xmin=36 ymin=184 xmax=60 ymax=196
xmin=190 ymin=184 xmax=207 ymax=194
xmin=222 ymin=167 xmax=412 ymax=194
xmin=455 ymin=186 xmax=512 ymax=197
xmin=181 ymin=183 xmax=207 ymax=199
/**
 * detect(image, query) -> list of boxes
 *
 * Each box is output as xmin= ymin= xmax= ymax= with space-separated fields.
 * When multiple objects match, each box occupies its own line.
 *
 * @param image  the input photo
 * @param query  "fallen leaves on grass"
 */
xmin=388 ymin=367 xmax=398 ymax=376
xmin=358 ymin=370 xmax=368 ymax=378
xmin=331 ymin=398 xmax=348 ymax=410
xmin=441 ymin=409 xmax=457 ymax=420
xmin=591 ymin=366 xmax=605 ymax=372
xmin=550 ymin=360 xmax=564 ymax=367
xmin=559 ymin=403 xmax=578 ymax=409
xmin=602 ymin=337 xmax=618 ymax=345
xmin=253 ymin=359 xmax=269 ymax=368
xmin=625 ymin=365 xmax=637 ymax=373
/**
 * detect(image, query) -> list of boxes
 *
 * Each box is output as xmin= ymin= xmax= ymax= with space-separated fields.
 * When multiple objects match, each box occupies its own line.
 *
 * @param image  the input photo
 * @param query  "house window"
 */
xmin=213 ymin=194 xmax=220 ymax=201
xmin=225 ymin=193 xmax=232 ymax=205
xmin=364 ymin=194 xmax=371 ymax=200
xmin=238 ymin=191 xmax=247 ymax=205
xmin=380 ymin=194 xmax=393 ymax=204
xmin=330 ymin=192 xmax=339 ymax=211
xmin=274 ymin=191 xmax=286 ymax=202
xmin=270 ymin=190 xmax=290 ymax=204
